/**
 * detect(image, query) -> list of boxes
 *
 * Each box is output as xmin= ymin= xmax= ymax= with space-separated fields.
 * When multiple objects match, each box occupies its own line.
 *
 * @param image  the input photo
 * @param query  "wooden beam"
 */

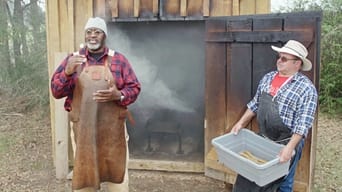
xmin=129 ymin=159 xmax=204 ymax=173
xmin=206 ymin=31 xmax=314 ymax=43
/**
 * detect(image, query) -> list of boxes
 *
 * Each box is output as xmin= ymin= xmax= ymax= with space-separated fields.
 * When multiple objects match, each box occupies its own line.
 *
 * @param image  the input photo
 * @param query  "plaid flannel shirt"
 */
xmin=247 ymin=71 xmax=318 ymax=137
xmin=51 ymin=47 xmax=141 ymax=111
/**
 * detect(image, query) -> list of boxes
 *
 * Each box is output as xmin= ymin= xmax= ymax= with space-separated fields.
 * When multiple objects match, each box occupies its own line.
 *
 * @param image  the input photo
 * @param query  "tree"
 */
xmin=273 ymin=0 xmax=342 ymax=114
xmin=0 ymin=0 xmax=11 ymax=73
xmin=319 ymin=0 xmax=342 ymax=114
xmin=0 ymin=0 xmax=48 ymax=109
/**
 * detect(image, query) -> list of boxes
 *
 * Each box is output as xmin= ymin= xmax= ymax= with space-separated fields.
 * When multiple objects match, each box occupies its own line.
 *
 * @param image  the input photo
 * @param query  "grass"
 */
xmin=313 ymin=113 xmax=342 ymax=192
xmin=0 ymin=136 xmax=11 ymax=155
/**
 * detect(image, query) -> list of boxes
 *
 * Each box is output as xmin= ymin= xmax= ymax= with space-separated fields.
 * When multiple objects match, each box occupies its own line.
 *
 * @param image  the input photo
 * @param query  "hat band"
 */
xmin=284 ymin=46 xmax=304 ymax=58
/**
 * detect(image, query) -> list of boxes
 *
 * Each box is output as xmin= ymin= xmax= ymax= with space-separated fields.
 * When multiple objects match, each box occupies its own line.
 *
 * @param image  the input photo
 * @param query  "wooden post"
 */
xmin=54 ymin=52 xmax=69 ymax=179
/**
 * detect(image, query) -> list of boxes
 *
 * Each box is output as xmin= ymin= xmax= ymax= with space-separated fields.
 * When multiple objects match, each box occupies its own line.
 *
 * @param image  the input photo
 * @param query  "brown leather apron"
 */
xmin=69 ymin=57 xmax=127 ymax=190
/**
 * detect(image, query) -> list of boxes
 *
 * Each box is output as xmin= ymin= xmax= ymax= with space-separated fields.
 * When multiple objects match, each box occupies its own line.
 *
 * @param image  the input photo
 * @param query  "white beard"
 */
xmin=86 ymin=42 xmax=101 ymax=51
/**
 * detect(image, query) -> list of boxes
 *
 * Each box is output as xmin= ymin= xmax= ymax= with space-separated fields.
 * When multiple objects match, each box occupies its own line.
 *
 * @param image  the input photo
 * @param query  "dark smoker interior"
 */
xmin=107 ymin=21 xmax=205 ymax=162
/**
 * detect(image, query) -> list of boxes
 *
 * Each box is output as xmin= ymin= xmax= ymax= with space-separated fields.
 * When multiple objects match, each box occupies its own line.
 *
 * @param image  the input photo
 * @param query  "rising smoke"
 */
xmin=106 ymin=21 xmax=205 ymax=159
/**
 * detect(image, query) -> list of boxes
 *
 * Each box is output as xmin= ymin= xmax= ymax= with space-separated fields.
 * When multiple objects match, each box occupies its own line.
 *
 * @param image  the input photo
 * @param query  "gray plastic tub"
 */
xmin=211 ymin=128 xmax=293 ymax=186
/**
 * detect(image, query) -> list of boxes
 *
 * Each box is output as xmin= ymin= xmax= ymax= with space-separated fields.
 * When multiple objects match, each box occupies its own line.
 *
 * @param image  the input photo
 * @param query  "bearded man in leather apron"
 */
xmin=51 ymin=17 xmax=141 ymax=192
xmin=227 ymin=40 xmax=318 ymax=192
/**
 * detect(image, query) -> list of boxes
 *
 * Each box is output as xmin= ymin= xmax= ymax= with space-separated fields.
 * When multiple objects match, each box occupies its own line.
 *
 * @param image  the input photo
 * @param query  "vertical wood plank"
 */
xmin=119 ymin=0 xmax=134 ymax=18
xmin=88 ymin=0 xmax=93 ymax=16
xmin=134 ymin=0 xmax=140 ymax=17
xmin=138 ymin=0 xmax=158 ymax=19
xmin=59 ymin=1 xmax=72 ymax=51
xmin=187 ymin=0 xmax=202 ymax=16
xmin=232 ymin=0 xmax=239 ymax=15
xmin=202 ymin=0 xmax=209 ymax=16
xmin=162 ymin=0 xmax=180 ymax=17
xmin=180 ymin=0 xmax=187 ymax=16
xmin=256 ymin=0 xmax=270 ymax=14
xmin=54 ymin=52 xmax=69 ymax=179
xmin=94 ymin=0 xmax=106 ymax=18
xmin=74 ymin=0 xmax=93 ymax=47
xmin=225 ymin=19 xmax=253 ymax=132
xmin=210 ymin=0 xmax=231 ymax=16
xmin=46 ymin=0 xmax=60 ymax=166
xmin=250 ymin=17 xmax=282 ymax=133
xmin=283 ymin=15 xmax=318 ymax=192
xmin=239 ymin=0 xmax=256 ymax=15
xmin=152 ymin=0 xmax=159 ymax=15
xmin=204 ymin=18 xmax=227 ymax=173
xmin=110 ymin=0 xmax=119 ymax=18
xmin=67 ymin=0 xmax=75 ymax=52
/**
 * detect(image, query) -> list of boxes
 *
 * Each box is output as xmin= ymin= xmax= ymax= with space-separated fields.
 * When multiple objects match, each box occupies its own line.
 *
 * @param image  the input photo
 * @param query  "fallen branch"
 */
xmin=2 ymin=112 xmax=24 ymax=117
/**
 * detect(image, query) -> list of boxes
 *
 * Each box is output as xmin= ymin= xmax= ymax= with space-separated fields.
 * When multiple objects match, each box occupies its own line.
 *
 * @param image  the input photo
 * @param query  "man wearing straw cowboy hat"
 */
xmin=228 ymin=40 xmax=318 ymax=191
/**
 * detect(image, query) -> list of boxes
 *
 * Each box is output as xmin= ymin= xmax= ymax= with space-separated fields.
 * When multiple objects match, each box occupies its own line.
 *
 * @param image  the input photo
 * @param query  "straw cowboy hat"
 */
xmin=271 ymin=40 xmax=312 ymax=71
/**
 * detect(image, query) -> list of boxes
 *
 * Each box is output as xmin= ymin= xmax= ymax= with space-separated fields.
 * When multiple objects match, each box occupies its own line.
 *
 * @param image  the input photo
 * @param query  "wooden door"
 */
xmin=204 ymin=11 xmax=322 ymax=192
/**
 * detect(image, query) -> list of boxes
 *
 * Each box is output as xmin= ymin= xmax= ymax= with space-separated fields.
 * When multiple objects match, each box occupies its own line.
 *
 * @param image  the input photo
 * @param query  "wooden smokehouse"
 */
xmin=46 ymin=1 xmax=321 ymax=191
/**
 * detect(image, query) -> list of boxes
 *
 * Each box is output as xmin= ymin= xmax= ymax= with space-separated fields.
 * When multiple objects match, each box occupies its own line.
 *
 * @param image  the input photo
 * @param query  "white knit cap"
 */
xmin=84 ymin=17 xmax=107 ymax=36
xmin=271 ymin=40 xmax=312 ymax=71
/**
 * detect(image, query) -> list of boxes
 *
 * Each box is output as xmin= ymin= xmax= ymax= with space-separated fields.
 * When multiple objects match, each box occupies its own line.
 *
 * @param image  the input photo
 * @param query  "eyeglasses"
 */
xmin=85 ymin=29 xmax=104 ymax=36
xmin=277 ymin=56 xmax=299 ymax=63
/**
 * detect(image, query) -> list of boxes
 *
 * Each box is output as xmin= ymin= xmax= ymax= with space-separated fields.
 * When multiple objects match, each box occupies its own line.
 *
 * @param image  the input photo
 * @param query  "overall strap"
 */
xmin=105 ymin=49 xmax=115 ymax=83
xmin=107 ymin=49 xmax=115 ymax=66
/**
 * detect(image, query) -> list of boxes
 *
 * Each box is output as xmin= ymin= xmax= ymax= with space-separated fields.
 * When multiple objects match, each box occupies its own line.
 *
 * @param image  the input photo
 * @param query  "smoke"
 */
xmin=107 ymin=22 xmax=205 ymax=114
xmin=106 ymin=21 xmax=205 ymax=157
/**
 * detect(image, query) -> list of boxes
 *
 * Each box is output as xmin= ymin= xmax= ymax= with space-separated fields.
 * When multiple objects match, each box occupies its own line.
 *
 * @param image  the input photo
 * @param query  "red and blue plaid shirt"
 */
xmin=51 ymin=47 xmax=141 ymax=111
xmin=247 ymin=71 xmax=318 ymax=137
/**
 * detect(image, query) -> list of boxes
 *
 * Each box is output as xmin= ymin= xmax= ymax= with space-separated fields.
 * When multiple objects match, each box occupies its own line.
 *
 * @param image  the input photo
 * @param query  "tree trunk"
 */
xmin=0 ymin=0 xmax=11 ymax=71
xmin=13 ymin=0 xmax=28 ymax=67
xmin=29 ymin=0 xmax=40 ymax=45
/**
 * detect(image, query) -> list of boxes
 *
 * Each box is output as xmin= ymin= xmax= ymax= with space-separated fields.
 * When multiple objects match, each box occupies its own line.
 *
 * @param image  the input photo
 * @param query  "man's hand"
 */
xmin=93 ymin=84 xmax=121 ymax=102
xmin=230 ymin=123 xmax=243 ymax=135
xmin=65 ymin=55 xmax=86 ymax=76
xmin=228 ymin=108 xmax=255 ymax=135
xmin=278 ymin=145 xmax=294 ymax=163
xmin=278 ymin=134 xmax=302 ymax=163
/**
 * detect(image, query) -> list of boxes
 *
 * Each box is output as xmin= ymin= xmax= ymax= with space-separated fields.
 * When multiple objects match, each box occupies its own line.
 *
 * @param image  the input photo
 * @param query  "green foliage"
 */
xmin=318 ymin=0 xmax=342 ymax=114
xmin=273 ymin=0 xmax=342 ymax=115
xmin=320 ymin=24 xmax=342 ymax=114
xmin=0 ymin=1 xmax=49 ymax=111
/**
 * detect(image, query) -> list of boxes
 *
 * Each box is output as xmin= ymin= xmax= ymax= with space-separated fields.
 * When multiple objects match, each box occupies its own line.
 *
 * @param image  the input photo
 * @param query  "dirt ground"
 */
xmin=0 ymin=91 xmax=341 ymax=192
